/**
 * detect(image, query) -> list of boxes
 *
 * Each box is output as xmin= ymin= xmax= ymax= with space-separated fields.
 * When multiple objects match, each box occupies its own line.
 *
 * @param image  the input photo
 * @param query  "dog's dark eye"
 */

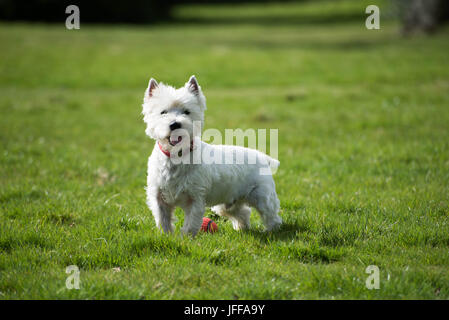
xmin=183 ymin=110 xmax=190 ymax=115
xmin=160 ymin=110 xmax=167 ymax=115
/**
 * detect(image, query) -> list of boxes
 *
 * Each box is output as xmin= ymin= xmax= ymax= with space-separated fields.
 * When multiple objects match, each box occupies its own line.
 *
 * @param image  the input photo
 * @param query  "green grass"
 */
xmin=1 ymin=0 xmax=449 ymax=299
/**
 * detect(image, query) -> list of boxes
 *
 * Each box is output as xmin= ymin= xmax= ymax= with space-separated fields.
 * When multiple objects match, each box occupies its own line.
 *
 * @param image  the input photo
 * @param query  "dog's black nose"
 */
xmin=169 ymin=121 xmax=181 ymax=131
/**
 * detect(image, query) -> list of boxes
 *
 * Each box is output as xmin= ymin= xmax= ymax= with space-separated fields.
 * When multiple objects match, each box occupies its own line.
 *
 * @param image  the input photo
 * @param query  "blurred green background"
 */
xmin=0 ymin=0 xmax=448 ymax=299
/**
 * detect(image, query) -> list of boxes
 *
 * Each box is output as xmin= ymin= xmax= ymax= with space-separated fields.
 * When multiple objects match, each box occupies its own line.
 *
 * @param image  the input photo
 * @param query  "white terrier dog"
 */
xmin=142 ymin=75 xmax=282 ymax=236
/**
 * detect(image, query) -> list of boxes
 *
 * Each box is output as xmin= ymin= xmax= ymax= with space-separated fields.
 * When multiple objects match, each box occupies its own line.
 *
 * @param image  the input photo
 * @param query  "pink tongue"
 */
xmin=170 ymin=136 xmax=182 ymax=145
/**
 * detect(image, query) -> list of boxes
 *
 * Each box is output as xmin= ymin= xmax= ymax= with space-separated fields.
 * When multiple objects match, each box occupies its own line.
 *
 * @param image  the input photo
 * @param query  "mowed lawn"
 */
xmin=1 ymin=1 xmax=449 ymax=299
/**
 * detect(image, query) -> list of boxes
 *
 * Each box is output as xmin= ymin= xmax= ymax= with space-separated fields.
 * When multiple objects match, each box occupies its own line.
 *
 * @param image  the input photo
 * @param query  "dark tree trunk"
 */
xmin=398 ymin=0 xmax=449 ymax=35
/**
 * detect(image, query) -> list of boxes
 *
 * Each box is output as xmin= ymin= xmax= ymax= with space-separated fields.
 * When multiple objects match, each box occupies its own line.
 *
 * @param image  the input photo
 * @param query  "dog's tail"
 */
xmin=258 ymin=153 xmax=280 ymax=175
xmin=266 ymin=156 xmax=280 ymax=170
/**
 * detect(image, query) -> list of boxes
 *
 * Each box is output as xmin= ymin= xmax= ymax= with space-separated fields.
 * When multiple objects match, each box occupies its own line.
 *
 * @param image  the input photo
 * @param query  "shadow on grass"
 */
xmin=245 ymin=220 xmax=307 ymax=243
xmin=202 ymin=37 xmax=398 ymax=52
xmin=0 ymin=234 xmax=54 ymax=253
xmin=0 ymin=190 xmax=46 ymax=203
xmin=241 ymin=215 xmax=348 ymax=263
xmin=244 ymin=223 xmax=346 ymax=264
xmin=171 ymin=12 xmax=364 ymax=27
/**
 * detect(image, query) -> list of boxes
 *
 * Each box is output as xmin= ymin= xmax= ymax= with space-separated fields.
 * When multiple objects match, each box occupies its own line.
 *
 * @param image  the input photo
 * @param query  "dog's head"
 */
xmin=142 ymin=75 xmax=206 ymax=151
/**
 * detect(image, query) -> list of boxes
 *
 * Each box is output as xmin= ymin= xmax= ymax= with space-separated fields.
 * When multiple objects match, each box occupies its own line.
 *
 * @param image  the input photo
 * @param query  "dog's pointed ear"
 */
xmin=145 ymin=78 xmax=158 ymax=100
xmin=186 ymin=75 xmax=200 ymax=96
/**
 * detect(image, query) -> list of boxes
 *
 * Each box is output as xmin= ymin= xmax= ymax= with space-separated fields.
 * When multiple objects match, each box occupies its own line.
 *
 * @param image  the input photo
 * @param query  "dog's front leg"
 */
xmin=147 ymin=191 xmax=174 ymax=233
xmin=181 ymin=198 xmax=205 ymax=237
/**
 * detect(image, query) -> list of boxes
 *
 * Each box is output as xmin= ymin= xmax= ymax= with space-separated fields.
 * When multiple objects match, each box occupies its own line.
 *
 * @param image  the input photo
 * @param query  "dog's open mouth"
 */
xmin=169 ymin=135 xmax=183 ymax=146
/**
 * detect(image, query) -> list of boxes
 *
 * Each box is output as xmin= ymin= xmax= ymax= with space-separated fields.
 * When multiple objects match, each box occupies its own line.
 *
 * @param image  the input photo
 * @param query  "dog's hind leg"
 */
xmin=247 ymin=181 xmax=282 ymax=231
xmin=212 ymin=202 xmax=251 ymax=230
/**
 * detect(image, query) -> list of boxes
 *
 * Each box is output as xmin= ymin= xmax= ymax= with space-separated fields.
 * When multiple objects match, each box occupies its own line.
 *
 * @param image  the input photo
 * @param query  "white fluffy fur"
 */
xmin=142 ymin=76 xmax=282 ymax=236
